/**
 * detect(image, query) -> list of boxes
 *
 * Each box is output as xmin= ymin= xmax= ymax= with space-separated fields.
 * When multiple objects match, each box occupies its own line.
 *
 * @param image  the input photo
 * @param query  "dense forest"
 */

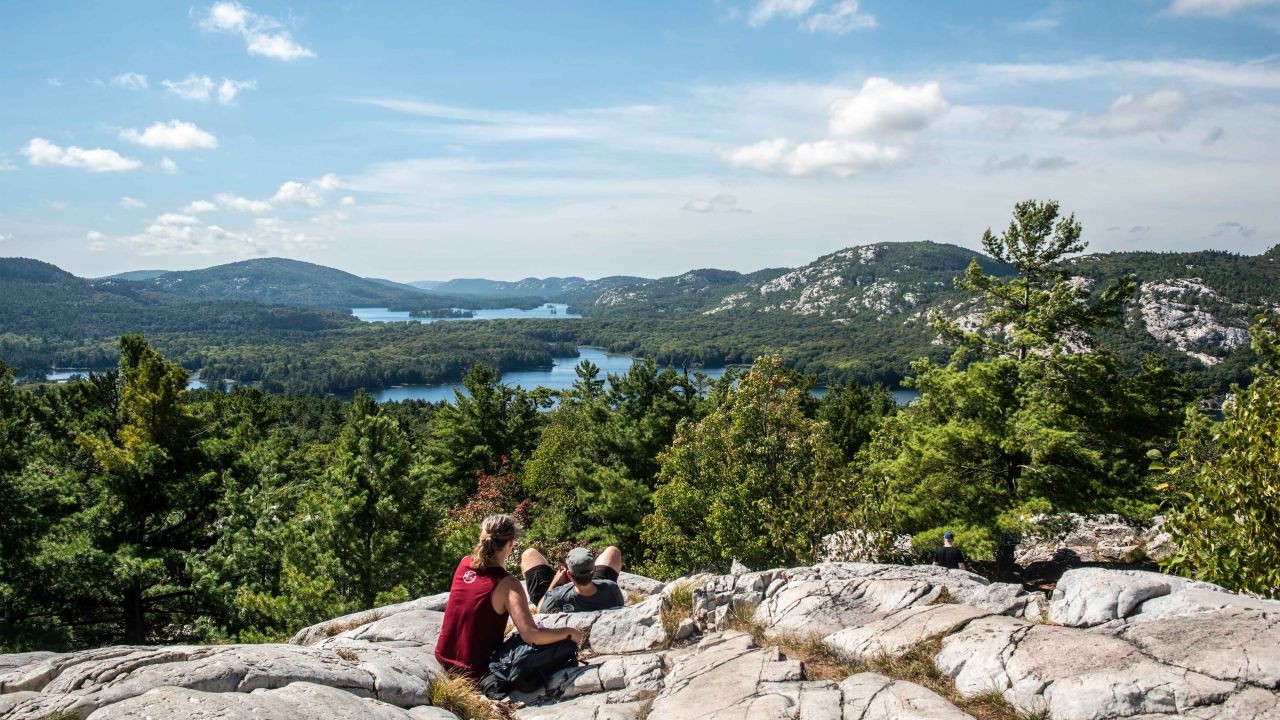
xmin=3 ymin=201 xmax=1277 ymax=654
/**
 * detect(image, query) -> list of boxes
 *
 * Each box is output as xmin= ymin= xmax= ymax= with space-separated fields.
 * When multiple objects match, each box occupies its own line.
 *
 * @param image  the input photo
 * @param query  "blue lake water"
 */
xmin=352 ymin=303 xmax=581 ymax=324
xmin=371 ymin=346 xmax=727 ymax=403
xmin=370 ymin=346 xmax=918 ymax=406
xmin=41 ymin=368 xmax=206 ymax=390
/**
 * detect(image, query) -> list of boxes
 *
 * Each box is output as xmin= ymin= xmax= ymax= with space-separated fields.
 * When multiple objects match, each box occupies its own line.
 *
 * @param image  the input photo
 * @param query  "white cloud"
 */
xmin=159 ymin=157 xmax=180 ymax=174
xmin=120 ymin=120 xmax=218 ymax=150
xmin=749 ymin=0 xmax=818 ymax=26
xmin=272 ymin=181 xmax=323 ymax=207
xmin=20 ymin=138 xmax=141 ymax=172
xmin=156 ymin=213 xmax=201 ymax=226
xmin=272 ymin=174 xmax=343 ymax=206
xmin=829 ymin=77 xmax=950 ymax=137
xmin=119 ymin=196 xmax=148 ymax=209
xmin=111 ymin=72 xmax=149 ymax=90
xmin=184 ymin=200 xmax=218 ymax=213
xmin=46 ymin=78 xmax=62 ymax=88
xmin=721 ymin=137 xmax=903 ymax=176
xmin=215 ymin=192 xmax=272 ymax=214
xmin=86 ymin=230 xmax=106 ymax=251
xmin=200 ymin=1 xmax=316 ymax=61
xmin=1167 ymin=0 xmax=1280 ymax=16
xmin=720 ymin=77 xmax=945 ymax=176
xmin=1067 ymin=89 xmax=1192 ymax=137
xmin=0 ymin=156 xmax=18 ymax=171
xmin=218 ymin=78 xmax=256 ymax=104
xmin=340 ymin=195 xmax=356 ymax=206
xmin=802 ymin=0 xmax=877 ymax=33
xmin=0 ymin=232 xmax=11 ymax=242
xmin=162 ymin=75 xmax=215 ymax=101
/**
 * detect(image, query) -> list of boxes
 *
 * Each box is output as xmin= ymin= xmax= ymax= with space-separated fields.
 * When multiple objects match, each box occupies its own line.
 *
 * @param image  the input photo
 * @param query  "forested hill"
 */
xmin=132 ymin=257 xmax=427 ymax=309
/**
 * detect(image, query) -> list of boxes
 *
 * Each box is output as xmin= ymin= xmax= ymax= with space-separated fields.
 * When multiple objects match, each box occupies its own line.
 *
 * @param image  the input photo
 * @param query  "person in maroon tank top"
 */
xmin=434 ymin=514 xmax=584 ymax=679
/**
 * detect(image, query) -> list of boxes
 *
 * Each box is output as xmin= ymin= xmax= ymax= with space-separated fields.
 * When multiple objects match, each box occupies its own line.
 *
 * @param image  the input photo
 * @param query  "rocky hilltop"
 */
xmin=2 ymin=562 xmax=1277 ymax=720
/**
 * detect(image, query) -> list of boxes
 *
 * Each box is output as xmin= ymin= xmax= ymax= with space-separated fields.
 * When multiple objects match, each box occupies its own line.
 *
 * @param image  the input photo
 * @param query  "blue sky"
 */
xmin=2 ymin=1 xmax=1279 ymax=280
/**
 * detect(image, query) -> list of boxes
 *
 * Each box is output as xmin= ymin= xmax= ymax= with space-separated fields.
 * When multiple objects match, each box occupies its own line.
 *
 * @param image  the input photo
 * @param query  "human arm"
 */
xmin=500 ymin=577 xmax=583 ymax=647
xmin=535 ymin=567 xmax=568 ymax=614
xmin=958 ymin=550 xmax=968 ymax=572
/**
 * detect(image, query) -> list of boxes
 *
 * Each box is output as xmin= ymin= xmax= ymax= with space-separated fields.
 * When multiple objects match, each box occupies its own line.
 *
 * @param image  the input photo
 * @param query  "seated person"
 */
xmin=435 ymin=514 xmax=583 ymax=679
xmin=522 ymin=545 xmax=625 ymax=613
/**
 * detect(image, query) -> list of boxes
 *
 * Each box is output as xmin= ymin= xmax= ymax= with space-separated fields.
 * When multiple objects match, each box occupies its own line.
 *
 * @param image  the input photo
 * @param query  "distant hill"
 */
xmin=408 ymin=280 xmax=443 ymax=290
xmin=365 ymin=277 xmax=431 ymax=294
xmin=136 ymin=257 xmax=426 ymax=310
xmin=430 ymin=276 xmax=593 ymax=297
xmin=98 ymin=269 xmax=171 ymax=281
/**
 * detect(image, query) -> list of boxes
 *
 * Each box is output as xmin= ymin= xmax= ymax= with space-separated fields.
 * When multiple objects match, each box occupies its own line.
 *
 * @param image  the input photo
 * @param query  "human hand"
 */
xmin=565 ymin=627 xmax=585 ymax=647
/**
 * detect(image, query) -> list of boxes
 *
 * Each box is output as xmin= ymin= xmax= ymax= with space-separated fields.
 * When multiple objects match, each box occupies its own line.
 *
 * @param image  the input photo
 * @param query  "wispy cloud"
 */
xmin=1166 ymin=0 xmax=1280 ymax=16
xmin=21 ymin=138 xmax=141 ymax=172
xmin=119 ymin=196 xmax=148 ymax=209
xmin=199 ymin=1 xmax=316 ymax=61
xmin=802 ymin=0 xmax=877 ymax=34
xmin=162 ymin=74 xmax=256 ymax=104
xmin=110 ymin=72 xmax=149 ymax=90
xmin=1066 ymin=89 xmax=1193 ymax=137
xmin=963 ymin=56 xmax=1280 ymax=90
xmin=215 ymin=192 xmax=272 ymax=214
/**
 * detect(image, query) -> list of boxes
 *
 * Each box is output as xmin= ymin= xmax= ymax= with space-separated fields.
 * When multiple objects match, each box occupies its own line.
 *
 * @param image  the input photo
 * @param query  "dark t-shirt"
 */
xmin=540 ymin=579 xmax=625 ymax=613
xmin=934 ymin=546 xmax=966 ymax=570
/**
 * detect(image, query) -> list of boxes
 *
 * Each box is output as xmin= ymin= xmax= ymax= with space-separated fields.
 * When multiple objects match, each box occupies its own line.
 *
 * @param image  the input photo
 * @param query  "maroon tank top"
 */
xmin=434 ymin=556 xmax=511 ymax=678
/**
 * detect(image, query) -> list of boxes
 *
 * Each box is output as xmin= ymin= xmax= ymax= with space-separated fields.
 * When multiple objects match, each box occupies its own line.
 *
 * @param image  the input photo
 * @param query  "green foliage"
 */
xmin=642 ymin=356 xmax=852 ymax=577
xmin=858 ymin=201 xmax=1183 ymax=561
xmin=1160 ymin=314 xmax=1280 ymax=597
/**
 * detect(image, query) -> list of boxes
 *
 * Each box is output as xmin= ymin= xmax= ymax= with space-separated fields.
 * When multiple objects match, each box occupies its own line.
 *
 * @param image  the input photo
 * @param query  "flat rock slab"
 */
xmin=937 ymin=615 xmax=1236 ymax=720
xmin=515 ymin=694 xmax=652 ymax=720
xmin=1116 ymin=608 xmax=1280 ymax=689
xmin=839 ymin=672 xmax=974 ymax=720
xmin=756 ymin=564 xmax=994 ymax=636
xmin=824 ymin=603 xmax=990 ymax=661
xmin=647 ymin=632 xmax=802 ymax=720
xmin=1 ymin=643 xmax=437 ymax=720
xmin=82 ymin=681 xmax=459 ymax=720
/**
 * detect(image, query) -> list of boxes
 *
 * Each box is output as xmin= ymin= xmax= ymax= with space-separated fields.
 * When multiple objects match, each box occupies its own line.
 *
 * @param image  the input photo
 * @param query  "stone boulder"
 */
xmin=824 ymin=603 xmax=991 ymax=661
xmin=936 ymin=615 xmax=1237 ymax=720
xmin=1015 ymin=513 xmax=1174 ymax=566
xmin=291 ymin=593 xmax=449 ymax=646
xmin=1048 ymin=567 xmax=1224 ymax=627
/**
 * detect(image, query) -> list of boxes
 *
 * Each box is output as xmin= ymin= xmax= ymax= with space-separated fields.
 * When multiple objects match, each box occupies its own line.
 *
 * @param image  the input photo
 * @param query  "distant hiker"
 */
xmin=933 ymin=531 xmax=968 ymax=571
xmin=522 ymin=545 xmax=625 ymax=613
xmin=435 ymin=514 xmax=584 ymax=679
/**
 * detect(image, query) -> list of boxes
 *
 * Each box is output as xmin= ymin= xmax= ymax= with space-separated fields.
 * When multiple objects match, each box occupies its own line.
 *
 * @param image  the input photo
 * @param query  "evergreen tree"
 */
xmin=51 ymin=336 xmax=215 ymax=643
xmin=858 ymin=201 xmax=1181 ymax=570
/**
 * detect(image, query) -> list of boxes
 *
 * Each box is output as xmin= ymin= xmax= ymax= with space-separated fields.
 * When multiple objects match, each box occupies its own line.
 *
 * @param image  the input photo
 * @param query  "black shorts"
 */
xmin=524 ymin=564 xmax=620 ymax=606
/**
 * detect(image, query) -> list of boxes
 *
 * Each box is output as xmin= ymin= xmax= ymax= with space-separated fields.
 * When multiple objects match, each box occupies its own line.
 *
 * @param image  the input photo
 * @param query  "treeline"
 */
xmin=3 ymin=201 xmax=1277 ymax=653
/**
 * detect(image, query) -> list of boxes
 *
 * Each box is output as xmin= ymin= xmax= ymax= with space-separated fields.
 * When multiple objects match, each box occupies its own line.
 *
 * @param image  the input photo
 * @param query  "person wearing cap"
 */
xmin=521 ymin=545 xmax=625 ymax=614
xmin=932 ymin=531 xmax=968 ymax=571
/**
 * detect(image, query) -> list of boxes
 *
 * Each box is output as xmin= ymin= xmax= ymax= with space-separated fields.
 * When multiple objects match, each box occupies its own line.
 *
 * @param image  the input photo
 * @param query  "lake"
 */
xmin=352 ymin=303 xmax=581 ymax=324
xmin=369 ymin=346 xmax=918 ymax=406
xmin=42 ymin=368 xmax=207 ymax=390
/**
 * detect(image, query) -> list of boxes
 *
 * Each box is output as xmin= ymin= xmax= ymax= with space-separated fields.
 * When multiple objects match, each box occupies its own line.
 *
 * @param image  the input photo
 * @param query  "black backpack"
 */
xmin=480 ymin=633 xmax=581 ymax=695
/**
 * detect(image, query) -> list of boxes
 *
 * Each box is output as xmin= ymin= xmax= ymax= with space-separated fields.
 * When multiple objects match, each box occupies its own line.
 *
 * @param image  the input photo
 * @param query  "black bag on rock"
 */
xmin=480 ymin=634 xmax=581 ymax=695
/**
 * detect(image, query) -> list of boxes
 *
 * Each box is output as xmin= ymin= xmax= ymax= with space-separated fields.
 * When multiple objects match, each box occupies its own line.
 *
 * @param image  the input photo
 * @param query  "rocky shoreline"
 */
xmin=2 ymin=563 xmax=1276 ymax=719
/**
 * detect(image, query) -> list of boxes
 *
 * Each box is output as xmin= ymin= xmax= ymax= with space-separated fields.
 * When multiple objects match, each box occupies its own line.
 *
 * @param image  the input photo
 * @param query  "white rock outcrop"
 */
xmin=2 ymin=562 xmax=1277 ymax=720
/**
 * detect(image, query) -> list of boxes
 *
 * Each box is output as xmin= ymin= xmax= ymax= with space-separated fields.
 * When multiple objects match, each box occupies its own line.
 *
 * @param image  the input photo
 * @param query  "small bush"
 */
xmin=721 ymin=601 xmax=767 ymax=645
xmin=661 ymin=582 xmax=696 ymax=641
xmin=430 ymin=673 xmax=499 ymax=720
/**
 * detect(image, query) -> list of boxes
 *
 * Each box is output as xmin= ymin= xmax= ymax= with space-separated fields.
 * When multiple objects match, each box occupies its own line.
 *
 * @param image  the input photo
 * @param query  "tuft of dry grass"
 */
xmin=660 ymin=582 xmax=696 ymax=642
xmin=626 ymin=590 xmax=649 ymax=606
xmin=430 ymin=673 xmax=500 ymax=720
xmin=721 ymin=600 xmax=767 ymax=645
xmin=928 ymin=586 xmax=957 ymax=605
xmin=323 ymin=613 xmax=379 ymax=638
xmin=335 ymin=647 xmax=360 ymax=662
xmin=845 ymin=636 xmax=1041 ymax=720
xmin=769 ymin=631 xmax=860 ymax=682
